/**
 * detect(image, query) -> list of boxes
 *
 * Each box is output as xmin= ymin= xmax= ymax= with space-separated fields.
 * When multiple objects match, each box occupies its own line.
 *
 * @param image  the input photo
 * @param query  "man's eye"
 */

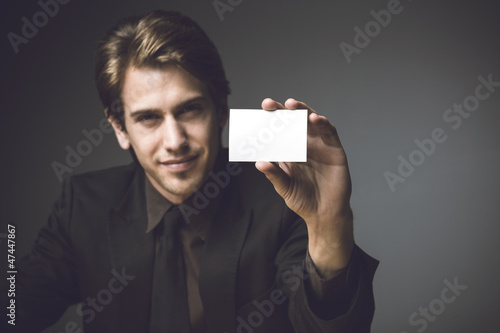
xmin=137 ymin=114 xmax=159 ymax=122
xmin=184 ymin=104 xmax=203 ymax=113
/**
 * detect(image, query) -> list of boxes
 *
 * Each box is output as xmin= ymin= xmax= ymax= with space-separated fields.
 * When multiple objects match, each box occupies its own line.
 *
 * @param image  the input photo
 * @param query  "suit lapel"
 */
xmin=199 ymin=177 xmax=253 ymax=333
xmin=106 ymin=166 xmax=156 ymax=331
xmin=105 ymin=158 xmax=254 ymax=332
xmin=107 ymin=165 xmax=153 ymax=271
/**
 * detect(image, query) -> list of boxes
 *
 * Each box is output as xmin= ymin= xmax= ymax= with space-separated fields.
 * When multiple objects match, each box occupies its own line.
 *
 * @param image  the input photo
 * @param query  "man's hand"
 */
xmin=255 ymin=98 xmax=354 ymax=279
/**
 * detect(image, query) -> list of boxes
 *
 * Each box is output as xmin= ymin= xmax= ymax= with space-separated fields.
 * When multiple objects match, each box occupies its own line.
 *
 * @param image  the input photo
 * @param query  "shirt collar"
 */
xmin=145 ymin=175 xmax=173 ymax=233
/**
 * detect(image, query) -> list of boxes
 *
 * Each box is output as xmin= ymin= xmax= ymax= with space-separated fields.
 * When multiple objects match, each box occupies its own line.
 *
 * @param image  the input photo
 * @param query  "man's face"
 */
xmin=110 ymin=64 xmax=227 ymax=204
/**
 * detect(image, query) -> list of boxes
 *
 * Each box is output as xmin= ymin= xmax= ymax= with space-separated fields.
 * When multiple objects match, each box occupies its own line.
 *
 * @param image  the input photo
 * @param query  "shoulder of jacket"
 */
xmin=65 ymin=162 xmax=139 ymax=198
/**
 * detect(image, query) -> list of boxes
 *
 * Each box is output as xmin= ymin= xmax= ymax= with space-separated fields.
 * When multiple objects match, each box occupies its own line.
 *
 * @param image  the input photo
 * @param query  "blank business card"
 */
xmin=229 ymin=109 xmax=307 ymax=162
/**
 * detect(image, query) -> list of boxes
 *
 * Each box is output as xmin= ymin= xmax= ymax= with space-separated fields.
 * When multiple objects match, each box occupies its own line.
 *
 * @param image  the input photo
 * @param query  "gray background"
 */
xmin=1 ymin=0 xmax=499 ymax=332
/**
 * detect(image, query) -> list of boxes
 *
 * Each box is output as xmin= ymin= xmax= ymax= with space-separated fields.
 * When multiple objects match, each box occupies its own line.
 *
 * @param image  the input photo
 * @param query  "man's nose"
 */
xmin=162 ymin=118 xmax=188 ymax=152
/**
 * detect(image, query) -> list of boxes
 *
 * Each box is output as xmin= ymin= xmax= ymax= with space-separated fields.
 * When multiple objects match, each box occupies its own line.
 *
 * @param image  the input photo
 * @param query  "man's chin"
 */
xmin=160 ymin=177 xmax=205 ymax=201
xmin=149 ymin=157 xmax=211 ymax=201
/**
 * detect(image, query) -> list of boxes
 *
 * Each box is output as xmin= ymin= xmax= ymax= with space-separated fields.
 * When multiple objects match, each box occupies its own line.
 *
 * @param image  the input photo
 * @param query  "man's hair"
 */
xmin=94 ymin=10 xmax=231 ymax=131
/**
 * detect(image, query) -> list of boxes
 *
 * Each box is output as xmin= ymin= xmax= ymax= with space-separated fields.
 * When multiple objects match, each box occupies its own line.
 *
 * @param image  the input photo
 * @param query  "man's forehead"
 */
xmin=121 ymin=64 xmax=211 ymax=111
xmin=122 ymin=64 xmax=191 ymax=90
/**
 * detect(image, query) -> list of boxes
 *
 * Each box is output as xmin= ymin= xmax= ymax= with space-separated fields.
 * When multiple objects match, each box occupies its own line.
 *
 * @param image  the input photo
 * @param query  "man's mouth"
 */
xmin=159 ymin=154 xmax=199 ymax=172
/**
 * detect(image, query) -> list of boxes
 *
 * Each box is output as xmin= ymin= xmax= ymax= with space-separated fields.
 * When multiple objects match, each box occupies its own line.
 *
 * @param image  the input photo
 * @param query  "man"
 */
xmin=11 ymin=10 xmax=378 ymax=332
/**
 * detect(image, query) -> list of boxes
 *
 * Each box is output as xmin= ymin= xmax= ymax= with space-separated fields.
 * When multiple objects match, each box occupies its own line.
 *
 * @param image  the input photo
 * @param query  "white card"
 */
xmin=229 ymin=109 xmax=308 ymax=162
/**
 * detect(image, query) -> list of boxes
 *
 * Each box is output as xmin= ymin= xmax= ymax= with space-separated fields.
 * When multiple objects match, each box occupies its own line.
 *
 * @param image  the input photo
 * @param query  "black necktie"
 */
xmin=150 ymin=206 xmax=190 ymax=332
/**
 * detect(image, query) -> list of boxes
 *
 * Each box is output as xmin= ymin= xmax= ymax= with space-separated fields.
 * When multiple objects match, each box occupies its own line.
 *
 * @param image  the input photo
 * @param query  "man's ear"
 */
xmin=106 ymin=108 xmax=130 ymax=150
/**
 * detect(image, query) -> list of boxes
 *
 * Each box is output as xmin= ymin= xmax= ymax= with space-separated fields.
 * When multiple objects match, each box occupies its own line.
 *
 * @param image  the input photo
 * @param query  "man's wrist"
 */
xmin=307 ymin=239 xmax=354 ymax=279
xmin=306 ymin=212 xmax=354 ymax=279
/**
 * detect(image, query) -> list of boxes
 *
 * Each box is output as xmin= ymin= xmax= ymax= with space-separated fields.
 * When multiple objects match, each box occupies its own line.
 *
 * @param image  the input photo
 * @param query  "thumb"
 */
xmin=255 ymin=161 xmax=290 ymax=198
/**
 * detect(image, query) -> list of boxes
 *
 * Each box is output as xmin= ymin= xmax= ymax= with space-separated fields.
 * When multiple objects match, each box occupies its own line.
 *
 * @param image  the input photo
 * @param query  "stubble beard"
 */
xmin=158 ymin=169 xmax=205 ymax=199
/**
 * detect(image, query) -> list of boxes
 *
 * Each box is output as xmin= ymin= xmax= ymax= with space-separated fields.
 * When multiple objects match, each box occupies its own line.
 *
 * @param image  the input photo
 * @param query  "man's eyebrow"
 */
xmin=128 ymin=96 xmax=210 ymax=118
xmin=129 ymin=109 xmax=162 ymax=118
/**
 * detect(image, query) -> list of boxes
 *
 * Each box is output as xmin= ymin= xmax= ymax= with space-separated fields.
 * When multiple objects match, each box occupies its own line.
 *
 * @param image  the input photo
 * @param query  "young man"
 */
xmin=13 ymin=10 xmax=378 ymax=332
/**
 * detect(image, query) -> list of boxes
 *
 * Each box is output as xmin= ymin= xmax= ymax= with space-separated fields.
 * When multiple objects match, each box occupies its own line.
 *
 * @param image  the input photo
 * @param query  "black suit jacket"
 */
xmin=13 ymin=158 xmax=378 ymax=332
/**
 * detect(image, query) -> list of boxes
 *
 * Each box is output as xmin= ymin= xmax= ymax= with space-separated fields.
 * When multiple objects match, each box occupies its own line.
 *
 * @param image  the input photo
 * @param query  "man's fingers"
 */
xmin=262 ymin=97 xmax=341 ymax=147
xmin=262 ymin=98 xmax=285 ymax=111
xmin=284 ymin=98 xmax=316 ymax=115
xmin=284 ymin=97 xmax=342 ymax=147
xmin=255 ymin=161 xmax=289 ymax=197
xmin=309 ymin=112 xmax=342 ymax=148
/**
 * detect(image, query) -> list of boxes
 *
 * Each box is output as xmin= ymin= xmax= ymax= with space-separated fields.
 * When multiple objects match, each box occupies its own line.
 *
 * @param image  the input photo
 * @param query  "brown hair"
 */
xmin=95 ymin=10 xmax=231 ymax=131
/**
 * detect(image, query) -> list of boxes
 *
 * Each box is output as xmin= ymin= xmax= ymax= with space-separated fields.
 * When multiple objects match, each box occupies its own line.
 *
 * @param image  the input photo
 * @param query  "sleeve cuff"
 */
xmin=303 ymin=246 xmax=359 ymax=320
